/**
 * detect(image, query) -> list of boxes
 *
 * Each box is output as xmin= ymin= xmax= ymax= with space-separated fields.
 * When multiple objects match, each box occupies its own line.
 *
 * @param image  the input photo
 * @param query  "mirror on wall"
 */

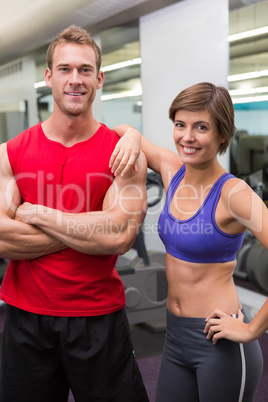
xmin=100 ymin=21 xmax=142 ymax=132
xmin=228 ymin=1 xmax=268 ymax=202
xmin=0 ymin=101 xmax=27 ymax=143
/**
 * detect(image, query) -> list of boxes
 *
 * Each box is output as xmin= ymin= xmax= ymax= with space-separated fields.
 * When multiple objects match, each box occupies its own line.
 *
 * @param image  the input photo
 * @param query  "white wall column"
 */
xmin=140 ymin=0 xmax=229 ymax=165
xmin=139 ymin=0 xmax=229 ymax=251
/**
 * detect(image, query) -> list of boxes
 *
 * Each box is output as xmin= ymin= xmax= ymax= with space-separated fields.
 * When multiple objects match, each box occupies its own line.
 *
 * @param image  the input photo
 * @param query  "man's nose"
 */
xmin=69 ymin=69 xmax=82 ymax=85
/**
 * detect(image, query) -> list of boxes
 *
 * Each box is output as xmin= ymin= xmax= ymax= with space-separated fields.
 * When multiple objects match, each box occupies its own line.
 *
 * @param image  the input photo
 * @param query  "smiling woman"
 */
xmin=111 ymin=81 xmax=268 ymax=402
xmin=172 ymin=109 xmax=225 ymax=165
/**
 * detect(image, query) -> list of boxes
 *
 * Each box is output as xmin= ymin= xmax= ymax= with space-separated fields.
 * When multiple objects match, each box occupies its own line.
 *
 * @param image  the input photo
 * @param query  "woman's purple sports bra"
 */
xmin=158 ymin=165 xmax=244 ymax=263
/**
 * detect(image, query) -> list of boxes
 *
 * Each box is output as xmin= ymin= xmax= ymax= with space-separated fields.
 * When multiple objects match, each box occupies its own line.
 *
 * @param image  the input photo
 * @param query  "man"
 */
xmin=0 ymin=25 xmax=148 ymax=401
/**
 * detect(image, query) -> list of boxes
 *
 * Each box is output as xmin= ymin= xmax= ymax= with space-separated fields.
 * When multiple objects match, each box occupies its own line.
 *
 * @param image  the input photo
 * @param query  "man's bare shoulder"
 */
xmin=0 ymin=143 xmax=8 ymax=166
xmin=0 ymin=142 xmax=13 ymax=178
xmin=0 ymin=142 xmax=7 ymax=154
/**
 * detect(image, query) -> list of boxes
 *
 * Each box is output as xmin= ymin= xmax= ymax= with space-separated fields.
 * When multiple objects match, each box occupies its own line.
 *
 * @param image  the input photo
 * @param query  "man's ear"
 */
xmin=44 ymin=68 xmax=52 ymax=89
xmin=97 ymin=70 xmax=104 ymax=89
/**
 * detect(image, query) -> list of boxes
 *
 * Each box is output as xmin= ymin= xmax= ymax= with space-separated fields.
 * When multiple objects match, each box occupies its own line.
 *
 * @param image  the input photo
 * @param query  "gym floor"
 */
xmin=131 ymin=322 xmax=166 ymax=359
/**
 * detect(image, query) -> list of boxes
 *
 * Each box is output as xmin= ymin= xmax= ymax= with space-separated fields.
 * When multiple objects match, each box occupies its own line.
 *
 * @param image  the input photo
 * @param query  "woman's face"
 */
xmin=173 ymin=109 xmax=225 ymax=166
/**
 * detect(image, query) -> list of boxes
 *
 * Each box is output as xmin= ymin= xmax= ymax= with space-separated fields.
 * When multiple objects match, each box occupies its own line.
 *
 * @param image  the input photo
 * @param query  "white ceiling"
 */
xmin=0 ymin=0 xmax=179 ymax=65
xmin=1 ymin=0 xmax=268 ymax=101
xmin=0 ymin=0 xmax=266 ymax=65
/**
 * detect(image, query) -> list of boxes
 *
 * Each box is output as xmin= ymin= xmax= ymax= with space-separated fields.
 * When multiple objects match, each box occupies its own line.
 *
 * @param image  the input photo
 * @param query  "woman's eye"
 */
xmin=197 ymin=125 xmax=207 ymax=131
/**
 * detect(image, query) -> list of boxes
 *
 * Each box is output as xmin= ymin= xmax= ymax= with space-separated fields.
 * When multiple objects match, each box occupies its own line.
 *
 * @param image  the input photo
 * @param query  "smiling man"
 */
xmin=0 ymin=25 xmax=148 ymax=402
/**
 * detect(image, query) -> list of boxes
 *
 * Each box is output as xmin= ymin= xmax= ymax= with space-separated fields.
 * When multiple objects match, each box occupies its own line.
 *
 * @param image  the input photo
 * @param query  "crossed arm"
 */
xmin=0 ymin=143 xmax=66 ymax=260
xmin=14 ymin=151 xmax=147 ymax=256
xmin=0 ymin=141 xmax=147 ymax=259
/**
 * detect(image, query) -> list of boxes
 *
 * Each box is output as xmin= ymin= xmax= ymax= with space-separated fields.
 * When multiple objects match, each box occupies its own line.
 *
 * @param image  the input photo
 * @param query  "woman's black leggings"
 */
xmin=156 ymin=309 xmax=263 ymax=402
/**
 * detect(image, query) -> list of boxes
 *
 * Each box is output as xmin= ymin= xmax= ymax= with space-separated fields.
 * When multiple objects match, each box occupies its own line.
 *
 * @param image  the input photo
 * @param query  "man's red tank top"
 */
xmin=1 ymin=122 xmax=126 ymax=316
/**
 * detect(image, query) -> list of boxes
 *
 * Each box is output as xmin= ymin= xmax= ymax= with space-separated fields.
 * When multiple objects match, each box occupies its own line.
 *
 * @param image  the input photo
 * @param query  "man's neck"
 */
xmin=42 ymin=112 xmax=100 ymax=147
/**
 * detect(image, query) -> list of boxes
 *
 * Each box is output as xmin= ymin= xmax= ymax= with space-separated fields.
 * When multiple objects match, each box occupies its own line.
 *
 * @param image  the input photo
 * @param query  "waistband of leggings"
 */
xmin=166 ymin=309 xmax=206 ymax=328
xmin=166 ymin=308 xmax=246 ymax=328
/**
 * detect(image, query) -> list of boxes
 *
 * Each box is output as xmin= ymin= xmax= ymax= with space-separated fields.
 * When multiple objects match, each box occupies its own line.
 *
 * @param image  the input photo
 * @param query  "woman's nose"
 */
xmin=184 ymin=127 xmax=194 ymax=141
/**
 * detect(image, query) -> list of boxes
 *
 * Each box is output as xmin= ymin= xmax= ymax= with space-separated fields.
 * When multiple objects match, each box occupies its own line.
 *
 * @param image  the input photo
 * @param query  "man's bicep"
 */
xmin=0 ymin=143 xmax=21 ymax=218
xmin=120 ymin=152 xmax=147 ymax=219
xmin=103 ymin=152 xmax=147 ymax=223
xmin=103 ymin=155 xmax=147 ymax=209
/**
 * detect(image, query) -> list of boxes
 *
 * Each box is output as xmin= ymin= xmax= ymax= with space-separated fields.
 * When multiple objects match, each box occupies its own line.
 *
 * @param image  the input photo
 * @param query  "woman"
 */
xmin=111 ymin=82 xmax=267 ymax=402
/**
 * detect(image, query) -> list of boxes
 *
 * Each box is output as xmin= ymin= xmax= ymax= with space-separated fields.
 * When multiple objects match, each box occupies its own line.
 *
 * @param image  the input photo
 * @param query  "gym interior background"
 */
xmin=0 ymin=1 xmax=268 ymax=401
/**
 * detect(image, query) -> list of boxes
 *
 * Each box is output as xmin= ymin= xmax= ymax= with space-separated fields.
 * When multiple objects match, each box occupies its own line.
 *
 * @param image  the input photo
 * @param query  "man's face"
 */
xmin=45 ymin=42 xmax=103 ymax=117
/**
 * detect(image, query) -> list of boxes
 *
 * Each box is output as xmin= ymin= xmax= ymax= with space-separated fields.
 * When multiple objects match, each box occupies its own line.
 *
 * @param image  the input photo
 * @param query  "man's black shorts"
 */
xmin=0 ymin=305 xmax=149 ymax=402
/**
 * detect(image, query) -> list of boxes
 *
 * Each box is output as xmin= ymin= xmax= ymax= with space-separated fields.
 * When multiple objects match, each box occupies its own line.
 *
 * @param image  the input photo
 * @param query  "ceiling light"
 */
xmin=101 ymin=58 xmax=141 ymax=73
xmin=232 ymin=95 xmax=268 ymax=104
xmin=228 ymin=70 xmax=268 ymax=82
xmin=229 ymin=86 xmax=268 ymax=96
xmin=34 ymin=80 xmax=46 ymax=88
xmin=101 ymin=89 xmax=142 ymax=101
xmin=228 ymin=26 xmax=268 ymax=42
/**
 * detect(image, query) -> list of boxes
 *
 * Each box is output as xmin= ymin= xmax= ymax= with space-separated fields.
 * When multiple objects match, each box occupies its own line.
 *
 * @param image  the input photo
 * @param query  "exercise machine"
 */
xmin=116 ymin=172 xmax=168 ymax=330
xmin=233 ymin=233 xmax=268 ymax=323
xmin=0 ymin=259 xmax=8 ymax=285
xmin=233 ymin=166 xmax=268 ymax=296
xmin=234 ymin=230 xmax=268 ymax=320
xmin=0 ymin=259 xmax=8 ymax=308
